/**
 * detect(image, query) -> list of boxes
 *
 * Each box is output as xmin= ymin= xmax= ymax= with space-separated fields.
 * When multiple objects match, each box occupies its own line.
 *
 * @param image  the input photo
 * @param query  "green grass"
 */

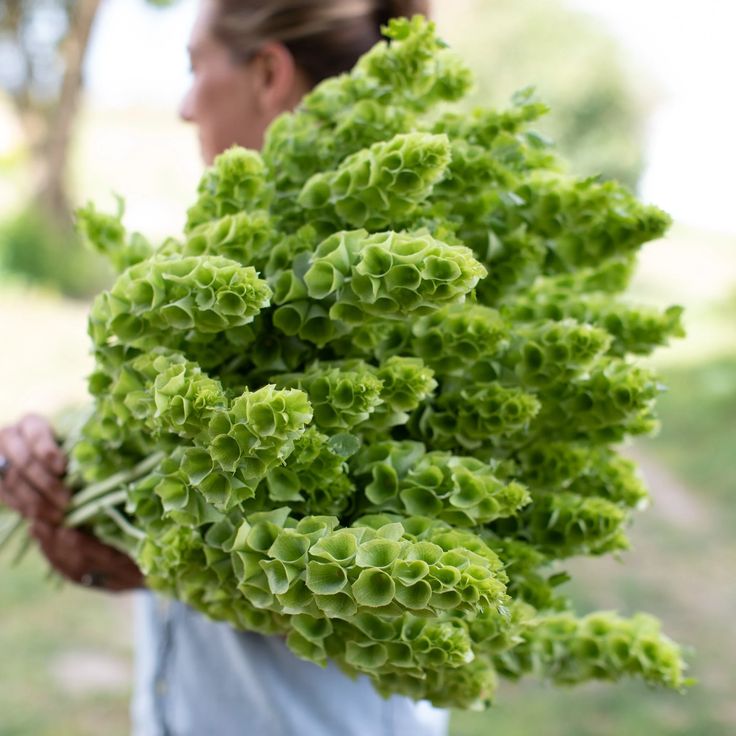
xmin=451 ymin=682 xmax=732 ymax=736
xmin=0 ymin=540 xmax=132 ymax=736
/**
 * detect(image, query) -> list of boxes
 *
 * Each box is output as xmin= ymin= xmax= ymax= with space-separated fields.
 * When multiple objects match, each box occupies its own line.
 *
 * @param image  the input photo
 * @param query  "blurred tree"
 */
xmin=434 ymin=0 xmax=652 ymax=189
xmin=0 ymin=0 xmax=102 ymax=225
xmin=0 ymin=0 xmax=179 ymax=226
xmin=0 ymin=0 xmax=179 ymax=296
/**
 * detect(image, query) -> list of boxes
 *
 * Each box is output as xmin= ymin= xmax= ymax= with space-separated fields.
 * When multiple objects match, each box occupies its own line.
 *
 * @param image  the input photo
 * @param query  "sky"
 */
xmin=569 ymin=0 xmax=736 ymax=234
xmin=83 ymin=0 xmax=736 ymax=235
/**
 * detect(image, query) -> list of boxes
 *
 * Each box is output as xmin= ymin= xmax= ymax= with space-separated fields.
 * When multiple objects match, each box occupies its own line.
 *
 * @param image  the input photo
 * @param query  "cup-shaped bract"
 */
xmin=275 ymin=362 xmax=384 ymax=430
xmin=185 ymin=147 xmax=273 ymax=232
xmin=304 ymin=229 xmax=486 ymax=324
xmin=298 ymin=132 xmax=452 ymax=232
xmin=183 ymin=211 xmax=274 ymax=272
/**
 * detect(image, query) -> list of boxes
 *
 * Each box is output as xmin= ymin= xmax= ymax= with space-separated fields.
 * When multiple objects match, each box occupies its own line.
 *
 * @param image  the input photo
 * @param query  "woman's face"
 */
xmin=180 ymin=0 xmax=296 ymax=164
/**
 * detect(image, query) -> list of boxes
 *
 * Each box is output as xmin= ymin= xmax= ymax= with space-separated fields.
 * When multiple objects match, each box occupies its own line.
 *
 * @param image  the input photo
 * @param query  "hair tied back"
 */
xmin=379 ymin=0 xmax=431 ymax=24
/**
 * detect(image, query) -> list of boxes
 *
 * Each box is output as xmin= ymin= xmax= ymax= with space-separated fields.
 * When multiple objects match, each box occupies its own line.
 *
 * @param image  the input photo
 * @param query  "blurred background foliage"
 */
xmin=1 ymin=1 xmax=734 ymax=735
xmin=435 ymin=0 xmax=650 ymax=190
xmin=0 ymin=207 xmax=112 ymax=297
xmin=0 ymin=0 xmax=647 ymax=297
xmin=0 ymin=0 xmax=175 ymax=297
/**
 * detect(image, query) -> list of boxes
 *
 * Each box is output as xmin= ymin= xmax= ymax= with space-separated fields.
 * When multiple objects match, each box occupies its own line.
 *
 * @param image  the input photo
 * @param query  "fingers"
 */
xmin=73 ymin=531 xmax=146 ymax=591
xmin=31 ymin=521 xmax=84 ymax=578
xmin=0 ymin=423 xmax=31 ymax=469
xmin=2 ymin=416 xmax=144 ymax=593
xmin=1 ymin=467 xmax=64 ymax=523
xmin=17 ymin=416 xmax=70 ymax=505
xmin=104 ymin=564 xmax=146 ymax=592
xmin=0 ymin=419 xmax=70 ymax=520
xmin=20 ymin=461 xmax=70 ymax=509
xmin=20 ymin=414 xmax=67 ymax=476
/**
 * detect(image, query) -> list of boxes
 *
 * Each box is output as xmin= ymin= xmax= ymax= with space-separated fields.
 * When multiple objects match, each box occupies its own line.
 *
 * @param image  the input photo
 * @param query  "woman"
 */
xmin=0 ymin=1 xmax=450 ymax=734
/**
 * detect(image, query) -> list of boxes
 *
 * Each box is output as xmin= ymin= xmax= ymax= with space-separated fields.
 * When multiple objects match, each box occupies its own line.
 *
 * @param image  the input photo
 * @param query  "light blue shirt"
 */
xmin=131 ymin=591 xmax=450 ymax=736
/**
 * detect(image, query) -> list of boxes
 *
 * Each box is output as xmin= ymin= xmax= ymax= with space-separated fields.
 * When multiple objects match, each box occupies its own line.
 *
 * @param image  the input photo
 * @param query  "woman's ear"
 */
xmin=249 ymin=41 xmax=309 ymax=116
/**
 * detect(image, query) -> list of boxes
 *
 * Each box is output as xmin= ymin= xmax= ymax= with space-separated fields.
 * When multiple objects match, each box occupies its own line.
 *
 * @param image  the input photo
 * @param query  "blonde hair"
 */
xmin=212 ymin=0 xmax=431 ymax=84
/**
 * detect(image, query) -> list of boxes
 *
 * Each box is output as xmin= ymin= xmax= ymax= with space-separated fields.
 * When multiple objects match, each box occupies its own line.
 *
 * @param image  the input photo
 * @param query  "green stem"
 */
xmin=68 ymin=451 xmax=166 ymax=510
xmin=104 ymin=507 xmax=146 ymax=541
xmin=11 ymin=532 xmax=32 ymax=567
xmin=221 ymin=354 xmax=248 ymax=375
xmin=66 ymin=490 xmax=128 ymax=527
xmin=0 ymin=514 xmax=24 ymax=554
xmin=46 ymin=567 xmax=65 ymax=590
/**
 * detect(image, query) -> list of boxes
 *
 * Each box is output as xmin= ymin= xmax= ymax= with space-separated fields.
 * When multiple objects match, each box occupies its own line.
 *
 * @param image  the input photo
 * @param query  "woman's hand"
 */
xmin=0 ymin=414 xmax=69 ymax=524
xmin=30 ymin=520 xmax=144 ymax=591
xmin=0 ymin=414 xmax=144 ymax=592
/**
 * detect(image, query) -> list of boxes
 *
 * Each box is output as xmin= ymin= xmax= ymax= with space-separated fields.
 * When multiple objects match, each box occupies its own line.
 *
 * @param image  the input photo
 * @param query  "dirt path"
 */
xmin=623 ymin=445 xmax=712 ymax=531
xmin=569 ymin=444 xmax=735 ymax=716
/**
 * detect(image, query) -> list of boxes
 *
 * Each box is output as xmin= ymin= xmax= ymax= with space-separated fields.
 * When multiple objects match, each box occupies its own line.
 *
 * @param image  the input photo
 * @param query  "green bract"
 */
xmin=66 ymin=16 xmax=689 ymax=710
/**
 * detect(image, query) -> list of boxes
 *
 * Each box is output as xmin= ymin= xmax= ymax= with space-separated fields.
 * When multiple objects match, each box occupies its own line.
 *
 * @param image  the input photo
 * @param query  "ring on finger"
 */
xmin=0 ymin=454 xmax=9 ymax=480
xmin=80 ymin=571 xmax=106 ymax=589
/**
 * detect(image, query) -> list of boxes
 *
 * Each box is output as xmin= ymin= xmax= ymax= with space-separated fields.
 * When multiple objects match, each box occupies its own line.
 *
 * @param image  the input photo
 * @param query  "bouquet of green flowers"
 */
xmin=56 ymin=17 xmax=688 ymax=708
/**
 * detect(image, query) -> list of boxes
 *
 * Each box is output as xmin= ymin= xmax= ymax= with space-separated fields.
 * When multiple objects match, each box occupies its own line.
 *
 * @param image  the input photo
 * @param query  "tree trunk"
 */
xmin=36 ymin=0 xmax=102 ymax=227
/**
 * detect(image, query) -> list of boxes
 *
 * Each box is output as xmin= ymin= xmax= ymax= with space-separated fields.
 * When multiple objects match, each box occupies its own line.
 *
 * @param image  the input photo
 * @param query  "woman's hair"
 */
xmin=211 ymin=0 xmax=431 ymax=85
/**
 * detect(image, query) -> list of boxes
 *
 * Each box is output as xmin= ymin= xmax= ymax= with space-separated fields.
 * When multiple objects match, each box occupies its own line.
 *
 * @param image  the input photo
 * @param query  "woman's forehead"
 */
xmin=188 ymin=0 xmax=219 ymax=53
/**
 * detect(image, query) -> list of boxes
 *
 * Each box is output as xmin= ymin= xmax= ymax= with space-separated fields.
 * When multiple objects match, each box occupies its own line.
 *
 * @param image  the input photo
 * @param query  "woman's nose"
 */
xmin=179 ymin=87 xmax=195 ymax=123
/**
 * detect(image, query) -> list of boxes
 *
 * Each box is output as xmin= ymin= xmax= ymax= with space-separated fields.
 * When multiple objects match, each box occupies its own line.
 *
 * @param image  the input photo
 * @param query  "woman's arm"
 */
xmin=0 ymin=414 xmax=144 ymax=591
